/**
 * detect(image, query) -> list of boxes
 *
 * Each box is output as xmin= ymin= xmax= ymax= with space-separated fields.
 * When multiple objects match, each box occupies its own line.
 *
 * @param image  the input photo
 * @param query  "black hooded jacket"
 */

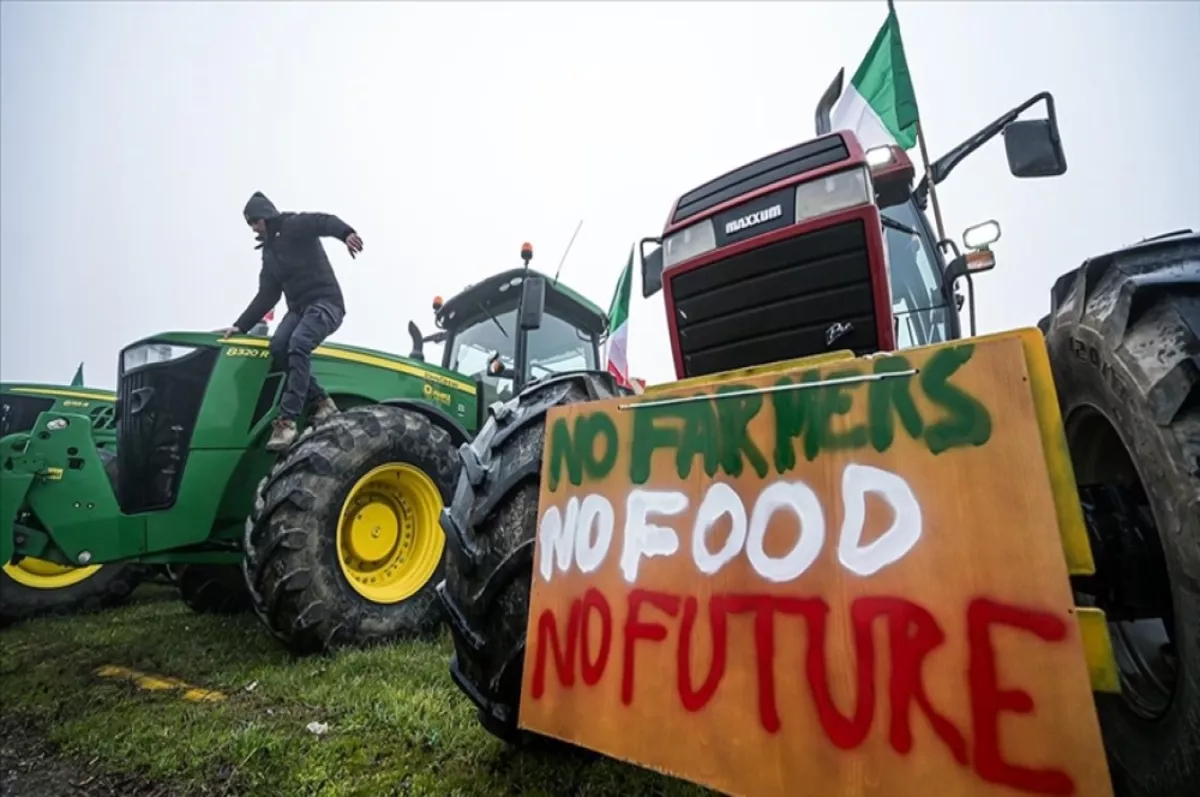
xmin=233 ymin=192 xmax=356 ymax=333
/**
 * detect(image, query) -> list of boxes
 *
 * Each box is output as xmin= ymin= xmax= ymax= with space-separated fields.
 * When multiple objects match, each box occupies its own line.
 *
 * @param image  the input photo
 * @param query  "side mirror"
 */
xmin=1004 ymin=119 xmax=1066 ymax=178
xmin=518 ymin=275 xmax=546 ymax=331
xmin=640 ymin=237 xmax=664 ymax=298
xmin=963 ymin=219 xmax=1001 ymax=251
xmin=407 ymin=321 xmax=426 ymax=362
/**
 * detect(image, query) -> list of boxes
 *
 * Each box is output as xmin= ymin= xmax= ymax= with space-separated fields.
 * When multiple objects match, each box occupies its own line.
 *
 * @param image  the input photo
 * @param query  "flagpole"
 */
xmin=888 ymin=0 xmax=946 ymax=243
xmin=914 ymin=122 xmax=946 ymax=241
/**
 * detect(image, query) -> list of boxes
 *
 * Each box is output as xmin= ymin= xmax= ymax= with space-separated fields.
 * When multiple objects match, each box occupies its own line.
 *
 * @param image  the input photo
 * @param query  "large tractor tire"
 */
xmin=0 ymin=449 xmax=146 ymax=627
xmin=243 ymin=405 xmax=458 ymax=655
xmin=174 ymin=564 xmax=252 ymax=615
xmin=1041 ymin=235 xmax=1200 ymax=797
xmin=438 ymin=373 xmax=624 ymax=741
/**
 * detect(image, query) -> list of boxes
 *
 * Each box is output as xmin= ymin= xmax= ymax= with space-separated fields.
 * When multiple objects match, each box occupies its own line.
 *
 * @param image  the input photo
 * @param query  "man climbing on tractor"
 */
xmin=221 ymin=191 xmax=364 ymax=452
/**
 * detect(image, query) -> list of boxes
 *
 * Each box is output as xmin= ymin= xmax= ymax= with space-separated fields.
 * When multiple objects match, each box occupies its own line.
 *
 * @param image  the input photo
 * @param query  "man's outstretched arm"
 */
xmin=231 ymin=269 xmax=283 ymax=334
xmin=288 ymin=211 xmax=356 ymax=242
xmin=288 ymin=212 xmax=363 ymax=258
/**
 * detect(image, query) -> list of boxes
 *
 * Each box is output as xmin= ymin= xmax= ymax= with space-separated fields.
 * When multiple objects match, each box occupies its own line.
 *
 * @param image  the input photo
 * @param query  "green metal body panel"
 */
xmin=1 ymin=382 xmax=118 ymax=450
xmin=1 ymin=332 xmax=478 ymax=567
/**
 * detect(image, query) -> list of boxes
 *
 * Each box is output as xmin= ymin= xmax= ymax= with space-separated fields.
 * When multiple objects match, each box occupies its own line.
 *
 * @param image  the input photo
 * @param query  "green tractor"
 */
xmin=0 ymin=328 xmax=475 ymax=641
xmin=243 ymin=243 xmax=611 ymax=652
xmin=0 ymin=382 xmax=152 ymax=625
xmin=2 ymin=246 xmax=610 ymax=655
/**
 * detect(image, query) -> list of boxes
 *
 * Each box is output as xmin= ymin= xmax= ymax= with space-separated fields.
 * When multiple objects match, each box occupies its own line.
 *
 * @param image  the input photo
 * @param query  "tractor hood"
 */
xmin=121 ymin=331 xmax=476 ymax=396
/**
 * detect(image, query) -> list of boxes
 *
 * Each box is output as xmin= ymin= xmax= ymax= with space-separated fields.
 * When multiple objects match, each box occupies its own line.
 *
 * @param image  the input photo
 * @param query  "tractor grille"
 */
xmin=669 ymin=219 xmax=880 ymax=378
xmin=0 ymin=395 xmax=54 ymax=438
xmin=116 ymin=348 xmax=219 ymax=514
xmin=672 ymin=136 xmax=849 ymax=225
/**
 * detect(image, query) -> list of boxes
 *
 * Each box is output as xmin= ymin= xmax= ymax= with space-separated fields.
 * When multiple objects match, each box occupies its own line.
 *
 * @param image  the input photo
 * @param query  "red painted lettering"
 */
xmin=580 ymin=588 xmax=612 ymax=686
xmin=781 ymin=596 xmax=877 ymax=748
xmin=531 ymin=600 xmax=581 ymax=699
xmin=858 ymin=597 xmax=968 ymax=764
xmin=727 ymin=594 xmax=784 ymax=732
xmin=967 ymin=597 xmax=1074 ymax=795
xmin=532 ymin=588 xmax=1073 ymax=795
xmin=677 ymin=595 xmax=728 ymax=712
xmin=622 ymin=589 xmax=680 ymax=705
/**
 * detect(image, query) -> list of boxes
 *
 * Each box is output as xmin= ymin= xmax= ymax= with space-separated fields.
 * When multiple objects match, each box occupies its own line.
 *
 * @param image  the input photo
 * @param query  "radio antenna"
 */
xmin=552 ymin=219 xmax=584 ymax=286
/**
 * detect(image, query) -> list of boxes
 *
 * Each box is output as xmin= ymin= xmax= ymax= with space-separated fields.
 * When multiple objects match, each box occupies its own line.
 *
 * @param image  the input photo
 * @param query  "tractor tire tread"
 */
xmin=438 ymin=372 xmax=624 ymax=742
xmin=1043 ymin=239 xmax=1200 ymax=797
xmin=243 ymin=404 xmax=458 ymax=655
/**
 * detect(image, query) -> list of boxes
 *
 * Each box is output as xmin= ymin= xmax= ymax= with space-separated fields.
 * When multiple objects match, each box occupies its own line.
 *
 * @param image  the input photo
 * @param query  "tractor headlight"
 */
xmin=122 ymin=343 xmax=198 ymax=373
xmin=662 ymin=219 xmax=716 ymax=270
xmin=794 ymin=166 xmax=873 ymax=225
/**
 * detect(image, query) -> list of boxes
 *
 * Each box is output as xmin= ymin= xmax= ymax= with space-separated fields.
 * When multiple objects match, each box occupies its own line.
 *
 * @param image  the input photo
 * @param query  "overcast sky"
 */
xmin=2 ymin=1 xmax=1197 ymax=389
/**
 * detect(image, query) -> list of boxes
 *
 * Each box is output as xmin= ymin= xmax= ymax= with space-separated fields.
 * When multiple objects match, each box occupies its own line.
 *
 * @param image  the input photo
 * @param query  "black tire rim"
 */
xmin=1066 ymin=405 xmax=1180 ymax=721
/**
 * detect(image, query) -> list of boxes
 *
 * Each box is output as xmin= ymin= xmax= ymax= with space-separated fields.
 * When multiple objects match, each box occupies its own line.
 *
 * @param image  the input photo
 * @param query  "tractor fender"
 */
xmin=378 ymin=399 xmax=472 ymax=448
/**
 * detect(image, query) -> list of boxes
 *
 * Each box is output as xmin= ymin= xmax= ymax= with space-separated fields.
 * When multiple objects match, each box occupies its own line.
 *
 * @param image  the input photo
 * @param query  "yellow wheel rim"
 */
xmin=3 ymin=557 xmax=102 ymax=589
xmin=335 ymin=463 xmax=445 ymax=604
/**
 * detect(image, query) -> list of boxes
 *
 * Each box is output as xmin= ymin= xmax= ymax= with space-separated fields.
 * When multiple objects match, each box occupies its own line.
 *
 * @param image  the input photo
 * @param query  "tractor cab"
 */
xmin=407 ymin=244 xmax=609 ymax=410
xmin=637 ymin=78 xmax=1066 ymax=379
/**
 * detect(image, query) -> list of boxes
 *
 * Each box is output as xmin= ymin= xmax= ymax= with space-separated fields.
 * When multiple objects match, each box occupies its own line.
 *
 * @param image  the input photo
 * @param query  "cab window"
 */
xmin=881 ymin=201 xmax=950 ymax=349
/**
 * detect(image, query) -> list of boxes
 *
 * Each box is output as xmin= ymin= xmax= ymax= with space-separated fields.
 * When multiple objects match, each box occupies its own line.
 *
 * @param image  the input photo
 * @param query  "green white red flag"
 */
xmin=830 ymin=0 xmax=921 ymax=152
xmin=605 ymin=245 xmax=634 ymax=390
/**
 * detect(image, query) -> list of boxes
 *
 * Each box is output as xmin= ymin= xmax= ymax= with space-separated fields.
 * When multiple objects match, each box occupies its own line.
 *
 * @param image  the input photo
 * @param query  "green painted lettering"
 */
xmin=546 ymin=411 xmax=619 ymax=491
xmin=715 ymin=385 xmax=769 ymax=478
xmin=815 ymin=368 xmax=869 ymax=456
xmin=868 ymin=355 xmax=924 ymax=452
xmin=630 ymin=403 xmax=684 ymax=485
xmin=921 ymin=344 xmax=993 ymax=454
xmin=547 ymin=416 xmax=580 ymax=492
xmin=675 ymin=399 xmax=720 ymax=481
xmin=771 ymin=370 xmax=823 ymax=473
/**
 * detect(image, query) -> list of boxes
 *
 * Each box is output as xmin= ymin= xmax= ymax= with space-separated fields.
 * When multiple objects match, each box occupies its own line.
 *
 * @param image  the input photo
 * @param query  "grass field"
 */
xmin=0 ymin=585 xmax=715 ymax=797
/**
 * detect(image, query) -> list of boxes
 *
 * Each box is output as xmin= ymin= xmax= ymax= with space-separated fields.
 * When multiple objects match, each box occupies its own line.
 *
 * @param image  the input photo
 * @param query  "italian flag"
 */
xmin=830 ymin=0 xmax=920 ymax=152
xmin=605 ymin=245 xmax=634 ymax=391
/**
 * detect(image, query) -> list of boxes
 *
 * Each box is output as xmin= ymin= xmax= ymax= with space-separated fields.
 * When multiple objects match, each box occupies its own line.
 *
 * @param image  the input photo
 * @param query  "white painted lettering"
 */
xmin=837 ymin=463 xmax=923 ymax=577
xmin=745 ymin=480 xmax=826 ymax=583
xmin=621 ymin=489 xmax=687 ymax=584
xmin=538 ymin=499 xmax=572 ymax=583
xmin=691 ymin=481 xmax=747 ymax=575
xmin=575 ymin=494 xmax=615 ymax=575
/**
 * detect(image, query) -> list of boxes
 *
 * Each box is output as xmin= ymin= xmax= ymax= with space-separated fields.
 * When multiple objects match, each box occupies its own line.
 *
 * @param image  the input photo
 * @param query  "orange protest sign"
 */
xmin=518 ymin=330 xmax=1113 ymax=797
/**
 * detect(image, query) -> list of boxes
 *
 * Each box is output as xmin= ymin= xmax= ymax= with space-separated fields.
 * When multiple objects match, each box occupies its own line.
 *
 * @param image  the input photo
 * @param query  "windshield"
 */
xmin=449 ymin=308 xmax=517 ymax=403
xmin=880 ymin=200 xmax=950 ymax=349
xmin=527 ymin=314 xmax=597 ymax=379
xmin=447 ymin=308 xmax=598 ymax=404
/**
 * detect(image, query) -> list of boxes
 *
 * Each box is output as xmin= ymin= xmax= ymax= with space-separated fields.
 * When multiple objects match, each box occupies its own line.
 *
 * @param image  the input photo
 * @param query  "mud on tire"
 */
xmin=1042 ymin=234 xmax=1200 ymax=797
xmin=437 ymin=372 xmax=624 ymax=742
xmin=175 ymin=564 xmax=252 ymax=614
xmin=243 ymin=405 xmax=458 ymax=655
xmin=0 ymin=449 xmax=147 ymax=627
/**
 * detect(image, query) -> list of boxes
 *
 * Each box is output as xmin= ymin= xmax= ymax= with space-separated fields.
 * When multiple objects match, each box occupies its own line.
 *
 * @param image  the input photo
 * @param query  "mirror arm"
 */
xmin=964 ymin=272 xmax=979 ymax=338
xmin=927 ymin=91 xmax=1056 ymax=188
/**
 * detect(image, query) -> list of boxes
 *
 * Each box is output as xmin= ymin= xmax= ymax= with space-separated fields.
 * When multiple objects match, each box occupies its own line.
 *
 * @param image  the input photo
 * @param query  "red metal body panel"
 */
xmin=662 ymin=203 xmax=895 ymax=379
xmin=661 ymin=132 xmax=869 ymax=235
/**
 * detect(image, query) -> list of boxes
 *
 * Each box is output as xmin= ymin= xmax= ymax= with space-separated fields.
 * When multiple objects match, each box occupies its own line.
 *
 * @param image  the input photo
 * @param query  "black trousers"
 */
xmin=268 ymin=300 xmax=345 ymax=421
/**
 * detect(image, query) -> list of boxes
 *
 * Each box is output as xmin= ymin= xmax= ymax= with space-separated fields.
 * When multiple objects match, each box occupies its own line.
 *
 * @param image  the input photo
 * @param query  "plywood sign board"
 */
xmin=518 ymin=330 xmax=1113 ymax=797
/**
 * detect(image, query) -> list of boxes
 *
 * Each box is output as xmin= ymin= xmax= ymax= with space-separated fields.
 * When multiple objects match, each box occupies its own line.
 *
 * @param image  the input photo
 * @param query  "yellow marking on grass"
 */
xmin=94 ymin=665 xmax=225 ymax=702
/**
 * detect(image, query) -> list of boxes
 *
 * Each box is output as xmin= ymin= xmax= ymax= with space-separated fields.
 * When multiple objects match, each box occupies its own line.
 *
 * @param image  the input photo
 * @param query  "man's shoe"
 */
xmin=266 ymin=418 xmax=298 ymax=453
xmin=309 ymin=396 xmax=339 ymax=424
